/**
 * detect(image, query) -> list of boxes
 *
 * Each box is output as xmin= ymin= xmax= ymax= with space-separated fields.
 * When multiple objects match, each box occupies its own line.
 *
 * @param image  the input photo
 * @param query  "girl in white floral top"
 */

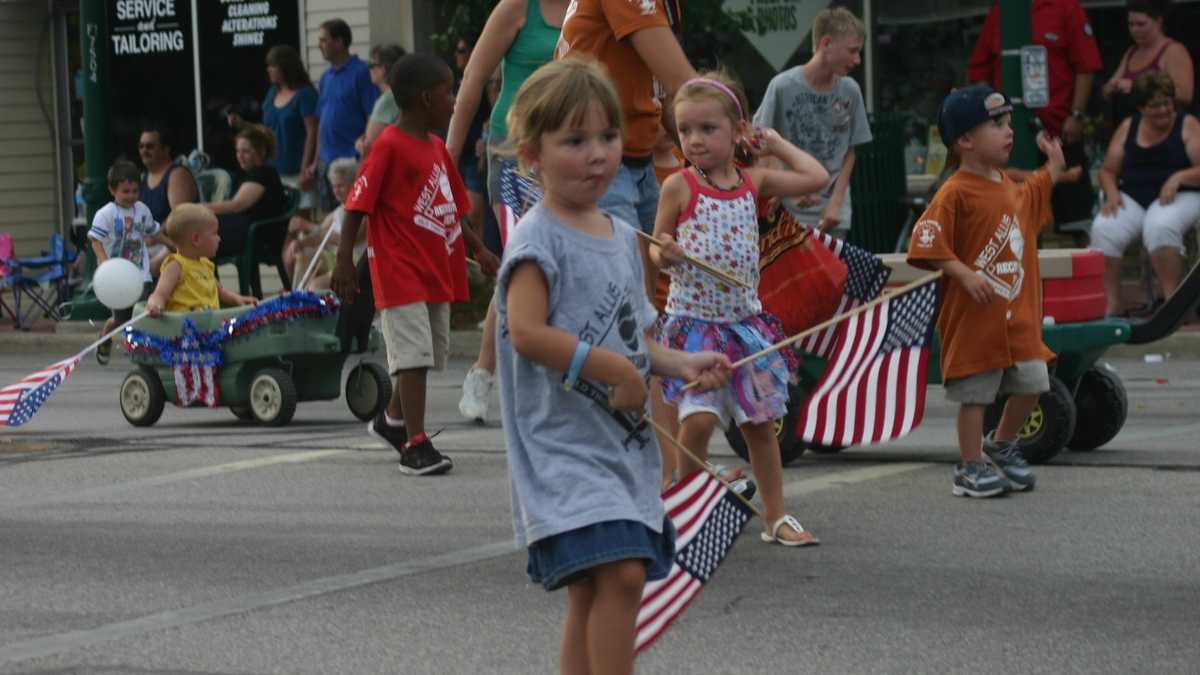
xmin=650 ymin=71 xmax=829 ymax=547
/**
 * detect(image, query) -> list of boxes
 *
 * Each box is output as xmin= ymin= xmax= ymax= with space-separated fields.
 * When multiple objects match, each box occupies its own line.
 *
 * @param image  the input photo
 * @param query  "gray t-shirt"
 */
xmin=495 ymin=204 xmax=663 ymax=547
xmin=753 ymin=67 xmax=872 ymax=228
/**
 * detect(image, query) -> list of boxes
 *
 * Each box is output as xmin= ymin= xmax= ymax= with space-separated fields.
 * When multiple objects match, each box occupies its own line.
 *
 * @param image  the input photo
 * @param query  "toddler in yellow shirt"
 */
xmin=147 ymin=203 xmax=257 ymax=316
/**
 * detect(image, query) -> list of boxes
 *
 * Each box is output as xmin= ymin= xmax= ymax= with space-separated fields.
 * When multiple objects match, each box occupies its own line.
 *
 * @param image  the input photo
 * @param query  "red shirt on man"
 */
xmin=968 ymin=0 xmax=1102 ymax=136
xmin=344 ymin=126 xmax=470 ymax=309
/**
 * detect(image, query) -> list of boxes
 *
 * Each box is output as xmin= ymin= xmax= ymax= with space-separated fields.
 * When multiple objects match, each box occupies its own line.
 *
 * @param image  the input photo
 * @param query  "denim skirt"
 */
xmin=527 ymin=517 xmax=676 ymax=592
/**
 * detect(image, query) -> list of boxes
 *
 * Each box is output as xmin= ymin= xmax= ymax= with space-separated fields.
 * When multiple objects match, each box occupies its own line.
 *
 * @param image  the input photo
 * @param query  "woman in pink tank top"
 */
xmin=1102 ymin=0 xmax=1194 ymax=122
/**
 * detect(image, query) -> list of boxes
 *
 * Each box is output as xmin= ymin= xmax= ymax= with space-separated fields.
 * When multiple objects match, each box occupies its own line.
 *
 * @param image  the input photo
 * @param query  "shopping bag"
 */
xmin=757 ymin=200 xmax=847 ymax=334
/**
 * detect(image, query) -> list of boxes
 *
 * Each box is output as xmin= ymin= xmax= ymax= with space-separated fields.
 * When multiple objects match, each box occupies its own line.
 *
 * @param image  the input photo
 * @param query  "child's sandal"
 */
xmin=760 ymin=514 xmax=819 ymax=547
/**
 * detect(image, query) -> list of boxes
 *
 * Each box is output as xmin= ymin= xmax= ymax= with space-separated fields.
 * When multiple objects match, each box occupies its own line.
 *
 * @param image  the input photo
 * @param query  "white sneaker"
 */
xmin=458 ymin=367 xmax=494 ymax=421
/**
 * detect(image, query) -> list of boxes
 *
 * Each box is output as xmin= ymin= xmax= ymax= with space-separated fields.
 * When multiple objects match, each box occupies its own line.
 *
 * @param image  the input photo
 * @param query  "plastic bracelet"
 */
xmin=563 ymin=340 xmax=592 ymax=391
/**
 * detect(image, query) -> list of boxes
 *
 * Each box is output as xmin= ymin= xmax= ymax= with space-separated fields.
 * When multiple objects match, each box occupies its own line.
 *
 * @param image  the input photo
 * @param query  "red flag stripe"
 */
xmin=669 ymin=480 xmax=725 ymax=548
xmin=802 ymin=311 xmax=865 ymax=443
xmin=887 ymin=349 xmax=907 ymax=440
xmin=833 ymin=303 xmax=888 ymax=447
xmin=636 ymin=576 xmax=703 ymax=653
xmin=860 ymin=354 xmax=887 ymax=444
xmin=637 ymin=565 xmax=689 ymax=628
xmin=662 ymin=469 xmax=711 ymax=512
xmin=898 ymin=347 xmax=922 ymax=437
xmin=909 ymin=348 xmax=931 ymax=434
xmin=827 ymin=303 xmax=886 ymax=446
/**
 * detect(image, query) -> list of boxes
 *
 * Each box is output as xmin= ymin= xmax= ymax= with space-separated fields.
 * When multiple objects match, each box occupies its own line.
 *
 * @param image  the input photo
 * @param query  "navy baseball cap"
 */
xmin=938 ymin=84 xmax=1013 ymax=147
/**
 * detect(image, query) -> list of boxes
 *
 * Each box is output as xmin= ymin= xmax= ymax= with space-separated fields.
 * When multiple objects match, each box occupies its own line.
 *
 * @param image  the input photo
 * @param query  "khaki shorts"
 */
xmin=380 ymin=302 xmax=450 ymax=373
xmin=944 ymin=360 xmax=1050 ymax=405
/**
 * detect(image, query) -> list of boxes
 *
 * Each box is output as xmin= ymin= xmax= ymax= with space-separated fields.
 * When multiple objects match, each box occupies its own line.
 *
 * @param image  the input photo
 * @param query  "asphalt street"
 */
xmin=0 ymin=346 xmax=1197 ymax=674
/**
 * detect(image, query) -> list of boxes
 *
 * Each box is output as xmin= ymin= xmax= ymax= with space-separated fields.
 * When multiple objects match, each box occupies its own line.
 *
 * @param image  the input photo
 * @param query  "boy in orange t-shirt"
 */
xmin=908 ymin=85 xmax=1068 ymax=498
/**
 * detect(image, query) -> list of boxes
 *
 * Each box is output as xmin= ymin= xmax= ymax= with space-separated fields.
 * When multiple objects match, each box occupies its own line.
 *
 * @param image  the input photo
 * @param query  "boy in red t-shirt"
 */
xmin=332 ymin=53 xmax=499 ymax=476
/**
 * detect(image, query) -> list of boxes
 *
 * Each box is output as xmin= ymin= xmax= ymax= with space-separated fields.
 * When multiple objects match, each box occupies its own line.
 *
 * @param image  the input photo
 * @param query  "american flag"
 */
xmin=798 ymin=231 xmax=891 ymax=358
xmin=636 ymin=469 xmax=753 ymax=654
xmin=0 ymin=355 xmax=81 ymax=427
xmin=495 ymin=163 xmax=541 ymax=248
xmin=796 ymin=278 xmax=940 ymax=447
xmin=173 ymin=364 xmax=219 ymax=407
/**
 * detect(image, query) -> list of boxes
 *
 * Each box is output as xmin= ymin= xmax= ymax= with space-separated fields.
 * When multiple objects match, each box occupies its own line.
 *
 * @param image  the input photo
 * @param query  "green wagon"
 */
xmin=118 ymin=301 xmax=390 ymax=427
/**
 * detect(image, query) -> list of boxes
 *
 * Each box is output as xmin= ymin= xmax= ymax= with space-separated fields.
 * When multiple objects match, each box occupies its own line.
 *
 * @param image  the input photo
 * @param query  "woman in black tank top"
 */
xmin=1093 ymin=72 xmax=1200 ymax=315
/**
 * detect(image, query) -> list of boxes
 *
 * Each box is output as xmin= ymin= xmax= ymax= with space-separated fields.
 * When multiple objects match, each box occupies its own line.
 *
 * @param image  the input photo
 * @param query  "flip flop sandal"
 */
xmin=761 ymin=514 xmax=819 ymax=547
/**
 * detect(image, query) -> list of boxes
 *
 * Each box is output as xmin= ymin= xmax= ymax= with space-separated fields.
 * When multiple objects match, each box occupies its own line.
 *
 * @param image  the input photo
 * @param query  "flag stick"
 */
xmin=680 ymin=270 xmax=943 ymax=392
xmin=634 ymin=230 xmax=752 ymax=290
xmin=644 ymin=416 xmax=764 ymax=519
xmin=76 ymin=310 xmax=150 ymax=360
xmin=295 ymin=224 xmax=339 ymax=292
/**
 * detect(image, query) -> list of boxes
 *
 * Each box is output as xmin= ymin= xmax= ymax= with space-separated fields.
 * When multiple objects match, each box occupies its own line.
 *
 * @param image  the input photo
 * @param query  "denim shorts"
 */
xmin=598 ymin=160 xmax=661 ymax=233
xmin=527 ymin=517 xmax=676 ymax=591
xmin=459 ymin=156 xmax=485 ymax=194
xmin=485 ymin=145 xmax=517 ymax=255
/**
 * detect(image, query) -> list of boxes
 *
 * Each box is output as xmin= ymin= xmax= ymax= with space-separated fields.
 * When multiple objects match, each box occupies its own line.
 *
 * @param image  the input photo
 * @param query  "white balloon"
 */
xmin=93 ymin=258 xmax=145 ymax=309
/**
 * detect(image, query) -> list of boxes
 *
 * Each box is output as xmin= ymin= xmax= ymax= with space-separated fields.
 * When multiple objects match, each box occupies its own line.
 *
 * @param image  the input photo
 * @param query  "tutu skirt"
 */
xmin=656 ymin=312 xmax=798 ymax=426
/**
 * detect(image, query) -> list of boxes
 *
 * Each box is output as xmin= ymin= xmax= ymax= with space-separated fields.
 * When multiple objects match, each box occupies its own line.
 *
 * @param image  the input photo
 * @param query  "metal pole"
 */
xmin=80 ymin=0 xmax=110 ymax=225
xmin=863 ymin=0 xmax=874 ymax=114
xmin=71 ymin=0 xmax=112 ymax=320
xmin=51 ymin=10 xmax=74 ymax=243
xmin=190 ymin=0 xmax=204 ymax=153
xmin=999 ymin=0 xmax=1037 ymax=169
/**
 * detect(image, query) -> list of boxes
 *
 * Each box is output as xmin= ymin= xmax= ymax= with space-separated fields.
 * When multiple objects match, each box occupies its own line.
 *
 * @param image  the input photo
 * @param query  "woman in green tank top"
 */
xmin=447 ymin=0 xmax=567 ymax=424
xmin=446 ymin=0 xmax=565 ymax=161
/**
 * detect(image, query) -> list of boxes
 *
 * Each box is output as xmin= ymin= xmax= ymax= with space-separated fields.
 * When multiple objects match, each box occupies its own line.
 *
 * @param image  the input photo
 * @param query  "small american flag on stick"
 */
xmin=0 ymin=355 xmax=82 ymax=428
xmin=797 ymin=277 xmax=940 ymax=447
xmin=635 ymin=468 xmax=753 ymax=654
xmin=798 ymin=231 xmax=891 ymax=358
xmin=495 ymin=164 xmax=541 ymax=248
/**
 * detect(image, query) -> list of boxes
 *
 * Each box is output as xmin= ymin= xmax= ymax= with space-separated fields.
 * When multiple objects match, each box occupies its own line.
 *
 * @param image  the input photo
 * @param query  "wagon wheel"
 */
xmin=230 ymin=406 xmax=255 ymax=421
xmin=248 ymin=368 xmax=298 ymax=426
xmin=725 ymin=384 xmax=810 ymax=466
xmin=345 ymin=362 xmax=392 ymax=421
xmin=983 ymin=376 xmax=1076 ymax=464
xmin=120 ymin=366 xmax=166 ymax=427
xmin=1068 ymin=365 xmax=1127 ymax=452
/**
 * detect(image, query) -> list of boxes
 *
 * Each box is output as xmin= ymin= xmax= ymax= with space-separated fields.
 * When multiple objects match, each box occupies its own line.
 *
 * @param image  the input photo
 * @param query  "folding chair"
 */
xmin=215 ymin=186 xmax=300 ymax=298
xmin=0 ymin=232 xmax=19 ymax=326
xmin=5 ymin=233 xmax=78 ymax=329
xmin=196 ymin=168 xmax=233 ymax=203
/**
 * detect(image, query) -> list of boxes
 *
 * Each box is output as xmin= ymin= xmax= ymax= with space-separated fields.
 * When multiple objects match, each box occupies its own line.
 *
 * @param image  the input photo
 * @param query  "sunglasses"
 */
xmin=369 ymin=61 xmax=382 ymax=68
xmin=455 ymin=47 xmax=469 ymax=55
